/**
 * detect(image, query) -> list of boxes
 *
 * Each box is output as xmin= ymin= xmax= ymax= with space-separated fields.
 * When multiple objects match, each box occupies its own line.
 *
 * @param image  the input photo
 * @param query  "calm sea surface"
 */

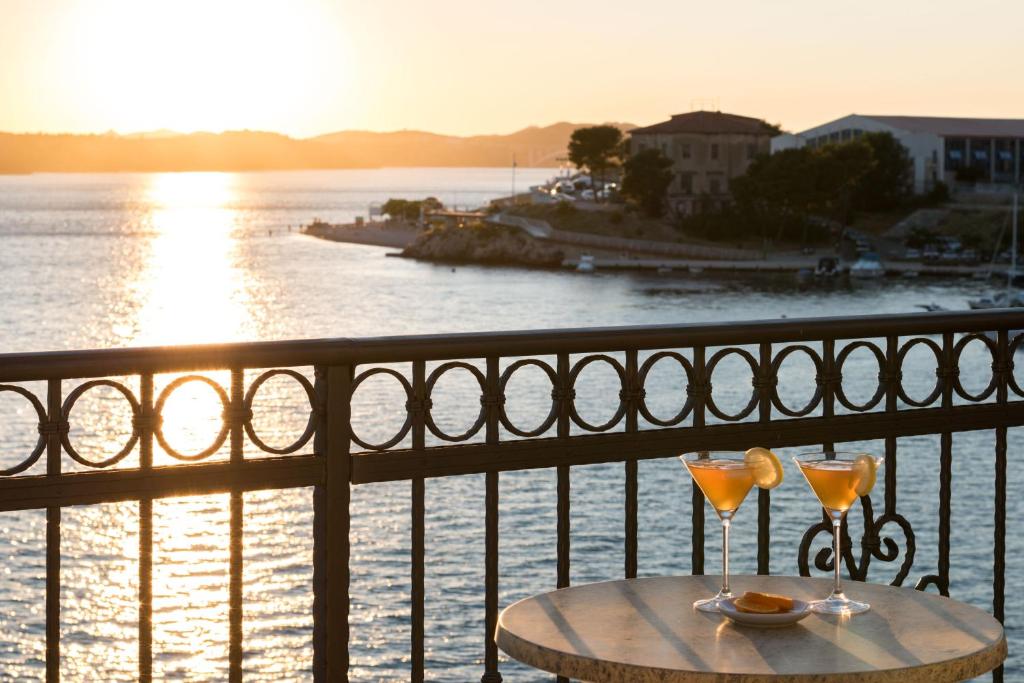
xmin=0 ymin=168 xmax=1020 ymax=681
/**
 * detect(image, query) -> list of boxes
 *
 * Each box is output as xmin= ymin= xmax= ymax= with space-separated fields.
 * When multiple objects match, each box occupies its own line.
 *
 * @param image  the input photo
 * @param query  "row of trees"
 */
xmin=382 ymin=197 xmax=443 ymax=221
xmin=567 ymin=125 xmax=674 ymax=217
xmin=568 ymin=125 xmax=917 ymax=242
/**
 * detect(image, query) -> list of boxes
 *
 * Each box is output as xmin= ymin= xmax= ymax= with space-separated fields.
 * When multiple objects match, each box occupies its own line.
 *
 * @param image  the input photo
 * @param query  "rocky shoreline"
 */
xmin=401 ymin=224 xmax=565 ymax=267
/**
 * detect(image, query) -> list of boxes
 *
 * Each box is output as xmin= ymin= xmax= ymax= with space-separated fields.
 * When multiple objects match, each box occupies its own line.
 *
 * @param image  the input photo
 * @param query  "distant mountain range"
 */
xmin=0 ymin=122 xmax=636 ymax=173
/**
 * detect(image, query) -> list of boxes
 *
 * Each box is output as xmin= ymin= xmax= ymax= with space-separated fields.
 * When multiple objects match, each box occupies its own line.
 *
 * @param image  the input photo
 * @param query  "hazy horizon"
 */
xmin=3 ymin=0 xmax=1023 ymax=138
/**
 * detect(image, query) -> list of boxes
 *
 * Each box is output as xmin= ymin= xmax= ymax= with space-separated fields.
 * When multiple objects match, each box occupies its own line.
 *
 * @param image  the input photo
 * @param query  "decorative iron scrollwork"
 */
xmin=349 ymin=368 xmax=414 ymax=451
xmin=424 ymin=362 xmax=487 ymax=442
xmin=153 ymin=375 xmax=230 ymax=461
xmin=62 ymin=379 xmax=141 ymax=468
xmin=243 ymin=369 xmax=318 ymax=455
xmin=0 ymin=384 xmax=47 ymax=475
xmin=798 ymin=493 xmax=916 ymax=586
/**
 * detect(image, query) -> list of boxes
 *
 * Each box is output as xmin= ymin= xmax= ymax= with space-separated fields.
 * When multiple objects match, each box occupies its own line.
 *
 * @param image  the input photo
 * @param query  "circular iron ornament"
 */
xmin=0 ymin=384 xmax=48 ymax=475
xmin=61 ymin=379 xmax=141 ymax=468
xmin=498 ymin=359 xmax=558 ymax=438
xmin=636 ymin=352 xmax=694 ymax=427
xmin=424 ymin=362 xmax=487 ymax=442
xmin=1007 ymin=332 xmax=1024 ymax=397
xmin=154 ymin=375 xmax=230 ymax=461
xmin=243 ymin=369 xmax=318 ymax=455
xmin=348 ymin=368 xmax=414 ymax=451
xmin=704 ymin=348 xmax=759 ymax=422
xmin=951 ymin=333 xmax=997 ymax=402
xmin=896 ymin=338 xmax=943 ymax=407
xmin=769 ymin=345 xmax=823 ymax=417
xmin=834 ymin=341 xmax=886 ymax=412
xmin=567 ymin=355 xmax=627 ymax=432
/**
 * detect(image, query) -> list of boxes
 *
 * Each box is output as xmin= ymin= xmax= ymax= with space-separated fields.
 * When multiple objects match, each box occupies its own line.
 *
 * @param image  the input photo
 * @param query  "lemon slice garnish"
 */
xmin=744 ymin=447 xmax=783 ymax=489
xmin=853 ymin=454 xmax=878 ymax=496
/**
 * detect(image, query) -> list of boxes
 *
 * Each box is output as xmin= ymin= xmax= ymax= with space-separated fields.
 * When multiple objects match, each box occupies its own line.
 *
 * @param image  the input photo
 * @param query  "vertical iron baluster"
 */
xmin=312 ymin=365 xmax=352 ymax=682
xmin=994 ymin=329 xmax=1009 ymax=683
xmin=883 ymin=336 xmax=898 ymax=517
xmin=756 ymin=342 xmax=772 ymax=575
xmin=820 ymin=338 xmax=836 ymax=451
xmin=138 ymin=373 xmax=154 ymax=683
xmin=481 ymin=357 xmax=502 ymax=683
xmin=690 ymin=346 xmax=707 ymax=575
xmin=229 ymin=369 xmax=244 ymax=682
xmin=624 ymin=349 xmax=639 ymax=580
xmin=937 ymin=332 xmax=954 ymax=596
xmin=45 ymin=378 xmax=61 ymax=683
xmin=312 ymin=368 xmax=327 ymax=682
xmin=411 ymin=361 xmax=426 ymax=683
xmin=555 ymin=354 xmax=571 ymax=683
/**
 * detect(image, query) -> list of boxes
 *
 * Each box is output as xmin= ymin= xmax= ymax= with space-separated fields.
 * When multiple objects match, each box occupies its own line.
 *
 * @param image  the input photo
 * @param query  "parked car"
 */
xmin=903 ymin=248 xmax=921 ymax=260
xmin=939 ymin=250 xmax=962 ymax=263
xmin=923 ymin=245 xmax=941 ymax=261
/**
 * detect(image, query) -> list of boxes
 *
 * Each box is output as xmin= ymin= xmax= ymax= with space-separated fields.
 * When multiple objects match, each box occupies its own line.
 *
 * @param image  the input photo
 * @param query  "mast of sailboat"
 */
xmin=1011 ymin=192 xmax=1019 ymax=290
xmin=511 ymin=153 xmax=517 ymax=205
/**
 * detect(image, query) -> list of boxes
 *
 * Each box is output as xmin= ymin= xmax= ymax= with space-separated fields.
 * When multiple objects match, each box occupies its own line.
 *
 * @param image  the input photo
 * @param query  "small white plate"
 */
xmin=719 ymin=598 xmax=811 ymax=627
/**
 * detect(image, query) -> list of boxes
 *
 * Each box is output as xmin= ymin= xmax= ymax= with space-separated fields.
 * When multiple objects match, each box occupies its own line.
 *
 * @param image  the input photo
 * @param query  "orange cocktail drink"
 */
xmin=797 ymin=460 xmax=866 ymax=512
xmin=686 ymin=460 xmax=756 ymax=515
xmin=793 ymin=452 xmax=881 ymax=615
xmin=680 ymin=449 xmax=782 ymax=612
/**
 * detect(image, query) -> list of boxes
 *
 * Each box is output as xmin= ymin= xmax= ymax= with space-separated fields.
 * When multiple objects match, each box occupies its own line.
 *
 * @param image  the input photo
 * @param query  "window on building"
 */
xmin=680 ymin=143 xmax=692 ymax=159
xmin=746 ymin=144 xmax=757 ymax=160
xmin=995 ymin=139 xmax=1015 ymax=178
xmin=710 ymin=144 xmax=719 ymax=160
xmin=709 ymin=177 xmax=721 ymax=194
xmin=638 ymin=142 xmax=647 ymax=151
xmin=841 ymin=129 xmax=852 ymax=141
xmin=945 ymin=138 xmax=966 ymax=171
xmin=661 ymin=143 xmax=668 ymax=155
xmin=678 ymin=173 xmax=694 ymax=194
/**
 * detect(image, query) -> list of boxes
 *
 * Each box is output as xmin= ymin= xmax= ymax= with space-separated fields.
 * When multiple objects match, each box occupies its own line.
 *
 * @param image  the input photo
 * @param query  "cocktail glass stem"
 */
xmin=831 ymin=514 xmax=843 ymax=599
xmin=721 ymin=514 xmax=732 ymax=598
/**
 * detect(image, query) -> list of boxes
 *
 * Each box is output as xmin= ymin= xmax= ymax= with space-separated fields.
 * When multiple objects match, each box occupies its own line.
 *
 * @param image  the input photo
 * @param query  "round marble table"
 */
xmin=495 ymin=575 xmax=1006 ymax=682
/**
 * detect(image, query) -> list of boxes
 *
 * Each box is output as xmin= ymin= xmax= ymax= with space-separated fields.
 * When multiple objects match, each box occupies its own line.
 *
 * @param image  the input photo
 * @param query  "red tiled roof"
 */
xmin=630 ymin=111 xmax=776 ymax=136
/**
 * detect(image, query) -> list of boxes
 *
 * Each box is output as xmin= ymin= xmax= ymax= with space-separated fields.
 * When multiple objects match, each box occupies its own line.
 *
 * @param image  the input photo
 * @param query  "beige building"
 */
xmin=628 ymin=111 xmax=777 ymax=215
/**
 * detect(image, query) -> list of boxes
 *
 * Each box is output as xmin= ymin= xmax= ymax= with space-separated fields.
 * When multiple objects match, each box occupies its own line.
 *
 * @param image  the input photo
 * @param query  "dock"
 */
xmin=302 ymin=220 xmax=418 ymax=249
xmin=562 ymin=256 xmax=1002 ymax=278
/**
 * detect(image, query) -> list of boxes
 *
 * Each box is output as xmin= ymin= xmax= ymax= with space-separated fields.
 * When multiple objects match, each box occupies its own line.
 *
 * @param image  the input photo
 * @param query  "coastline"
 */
xmin=303 ymin=219 xmax=1002 ymax=279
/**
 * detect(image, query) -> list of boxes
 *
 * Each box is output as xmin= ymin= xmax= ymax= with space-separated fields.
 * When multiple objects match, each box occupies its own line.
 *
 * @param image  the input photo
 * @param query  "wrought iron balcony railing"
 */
xmin=1 ymin=310 xmax=1021 ymax=682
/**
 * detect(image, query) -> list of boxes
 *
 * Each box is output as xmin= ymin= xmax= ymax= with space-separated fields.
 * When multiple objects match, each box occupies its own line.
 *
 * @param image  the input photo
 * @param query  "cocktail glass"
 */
xmin=680 ymin=451 xmax=757 ymax=612
xmin=793 ymin=451 xmax=882 ymax=615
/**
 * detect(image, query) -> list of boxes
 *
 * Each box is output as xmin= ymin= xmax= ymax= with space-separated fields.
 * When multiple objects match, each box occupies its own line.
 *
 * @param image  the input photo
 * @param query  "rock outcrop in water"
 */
xmin=402 ymin=224 xmax=564 ymax=267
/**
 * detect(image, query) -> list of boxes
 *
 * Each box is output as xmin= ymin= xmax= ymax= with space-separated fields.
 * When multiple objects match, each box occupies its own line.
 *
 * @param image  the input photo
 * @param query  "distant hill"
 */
xmin=0 ymin=122 xmax=635 ymax=173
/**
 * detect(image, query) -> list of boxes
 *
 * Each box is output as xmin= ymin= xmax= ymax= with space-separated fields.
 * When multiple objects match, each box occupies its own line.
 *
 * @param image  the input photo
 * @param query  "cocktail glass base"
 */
xmin=810 ymin=591 xmax=870 ymax=615
xmin=693 ymin=589 xmax=733 ymax=613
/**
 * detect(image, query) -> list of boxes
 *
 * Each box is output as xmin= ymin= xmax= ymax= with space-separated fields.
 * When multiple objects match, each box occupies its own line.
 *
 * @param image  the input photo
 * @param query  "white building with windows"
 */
xmin=772 ymin=114 xmax=1024 ymax=193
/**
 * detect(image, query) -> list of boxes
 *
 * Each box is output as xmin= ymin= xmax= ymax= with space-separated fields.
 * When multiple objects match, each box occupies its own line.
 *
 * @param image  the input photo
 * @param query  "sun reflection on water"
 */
xmin=135 ymin=172 xmax=252 ymax=347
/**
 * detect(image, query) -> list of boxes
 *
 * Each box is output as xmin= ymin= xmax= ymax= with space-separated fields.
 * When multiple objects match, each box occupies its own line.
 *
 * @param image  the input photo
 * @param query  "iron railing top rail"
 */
xmin=2 ymin=309 xmax=1023 ymax=382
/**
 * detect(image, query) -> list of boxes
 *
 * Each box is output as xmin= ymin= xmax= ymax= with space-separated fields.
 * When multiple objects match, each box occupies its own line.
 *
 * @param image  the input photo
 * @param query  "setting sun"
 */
xmin=37 ymin=0 xmax=350 ymax=135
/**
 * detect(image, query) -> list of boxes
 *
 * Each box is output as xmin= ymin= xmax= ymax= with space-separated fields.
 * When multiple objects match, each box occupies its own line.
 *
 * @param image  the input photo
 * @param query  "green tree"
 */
xmin=621 ymin=149 xmax=674 ymax=217
xmin=854 ymin=132 xmax=912 ymax=210
xmin=382 ymin=197 xmax=444 ymax=222
xmin=568 ymin=125 xmax=623 ymax=201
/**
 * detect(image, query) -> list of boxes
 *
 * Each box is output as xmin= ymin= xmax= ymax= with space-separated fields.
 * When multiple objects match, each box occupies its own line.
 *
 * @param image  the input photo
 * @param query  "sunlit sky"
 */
xmin=2 ymin=0 xmax=1022 ymax=137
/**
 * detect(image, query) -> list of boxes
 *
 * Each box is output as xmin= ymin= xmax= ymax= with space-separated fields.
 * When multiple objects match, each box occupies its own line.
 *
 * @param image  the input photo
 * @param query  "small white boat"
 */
xmin=576 ymin=254 xmax=596 ymax=273
xmin=968 ymin=290 xmax=1024 ymax=309
xmin=849 ymin=252 xmax=885 ymax=279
